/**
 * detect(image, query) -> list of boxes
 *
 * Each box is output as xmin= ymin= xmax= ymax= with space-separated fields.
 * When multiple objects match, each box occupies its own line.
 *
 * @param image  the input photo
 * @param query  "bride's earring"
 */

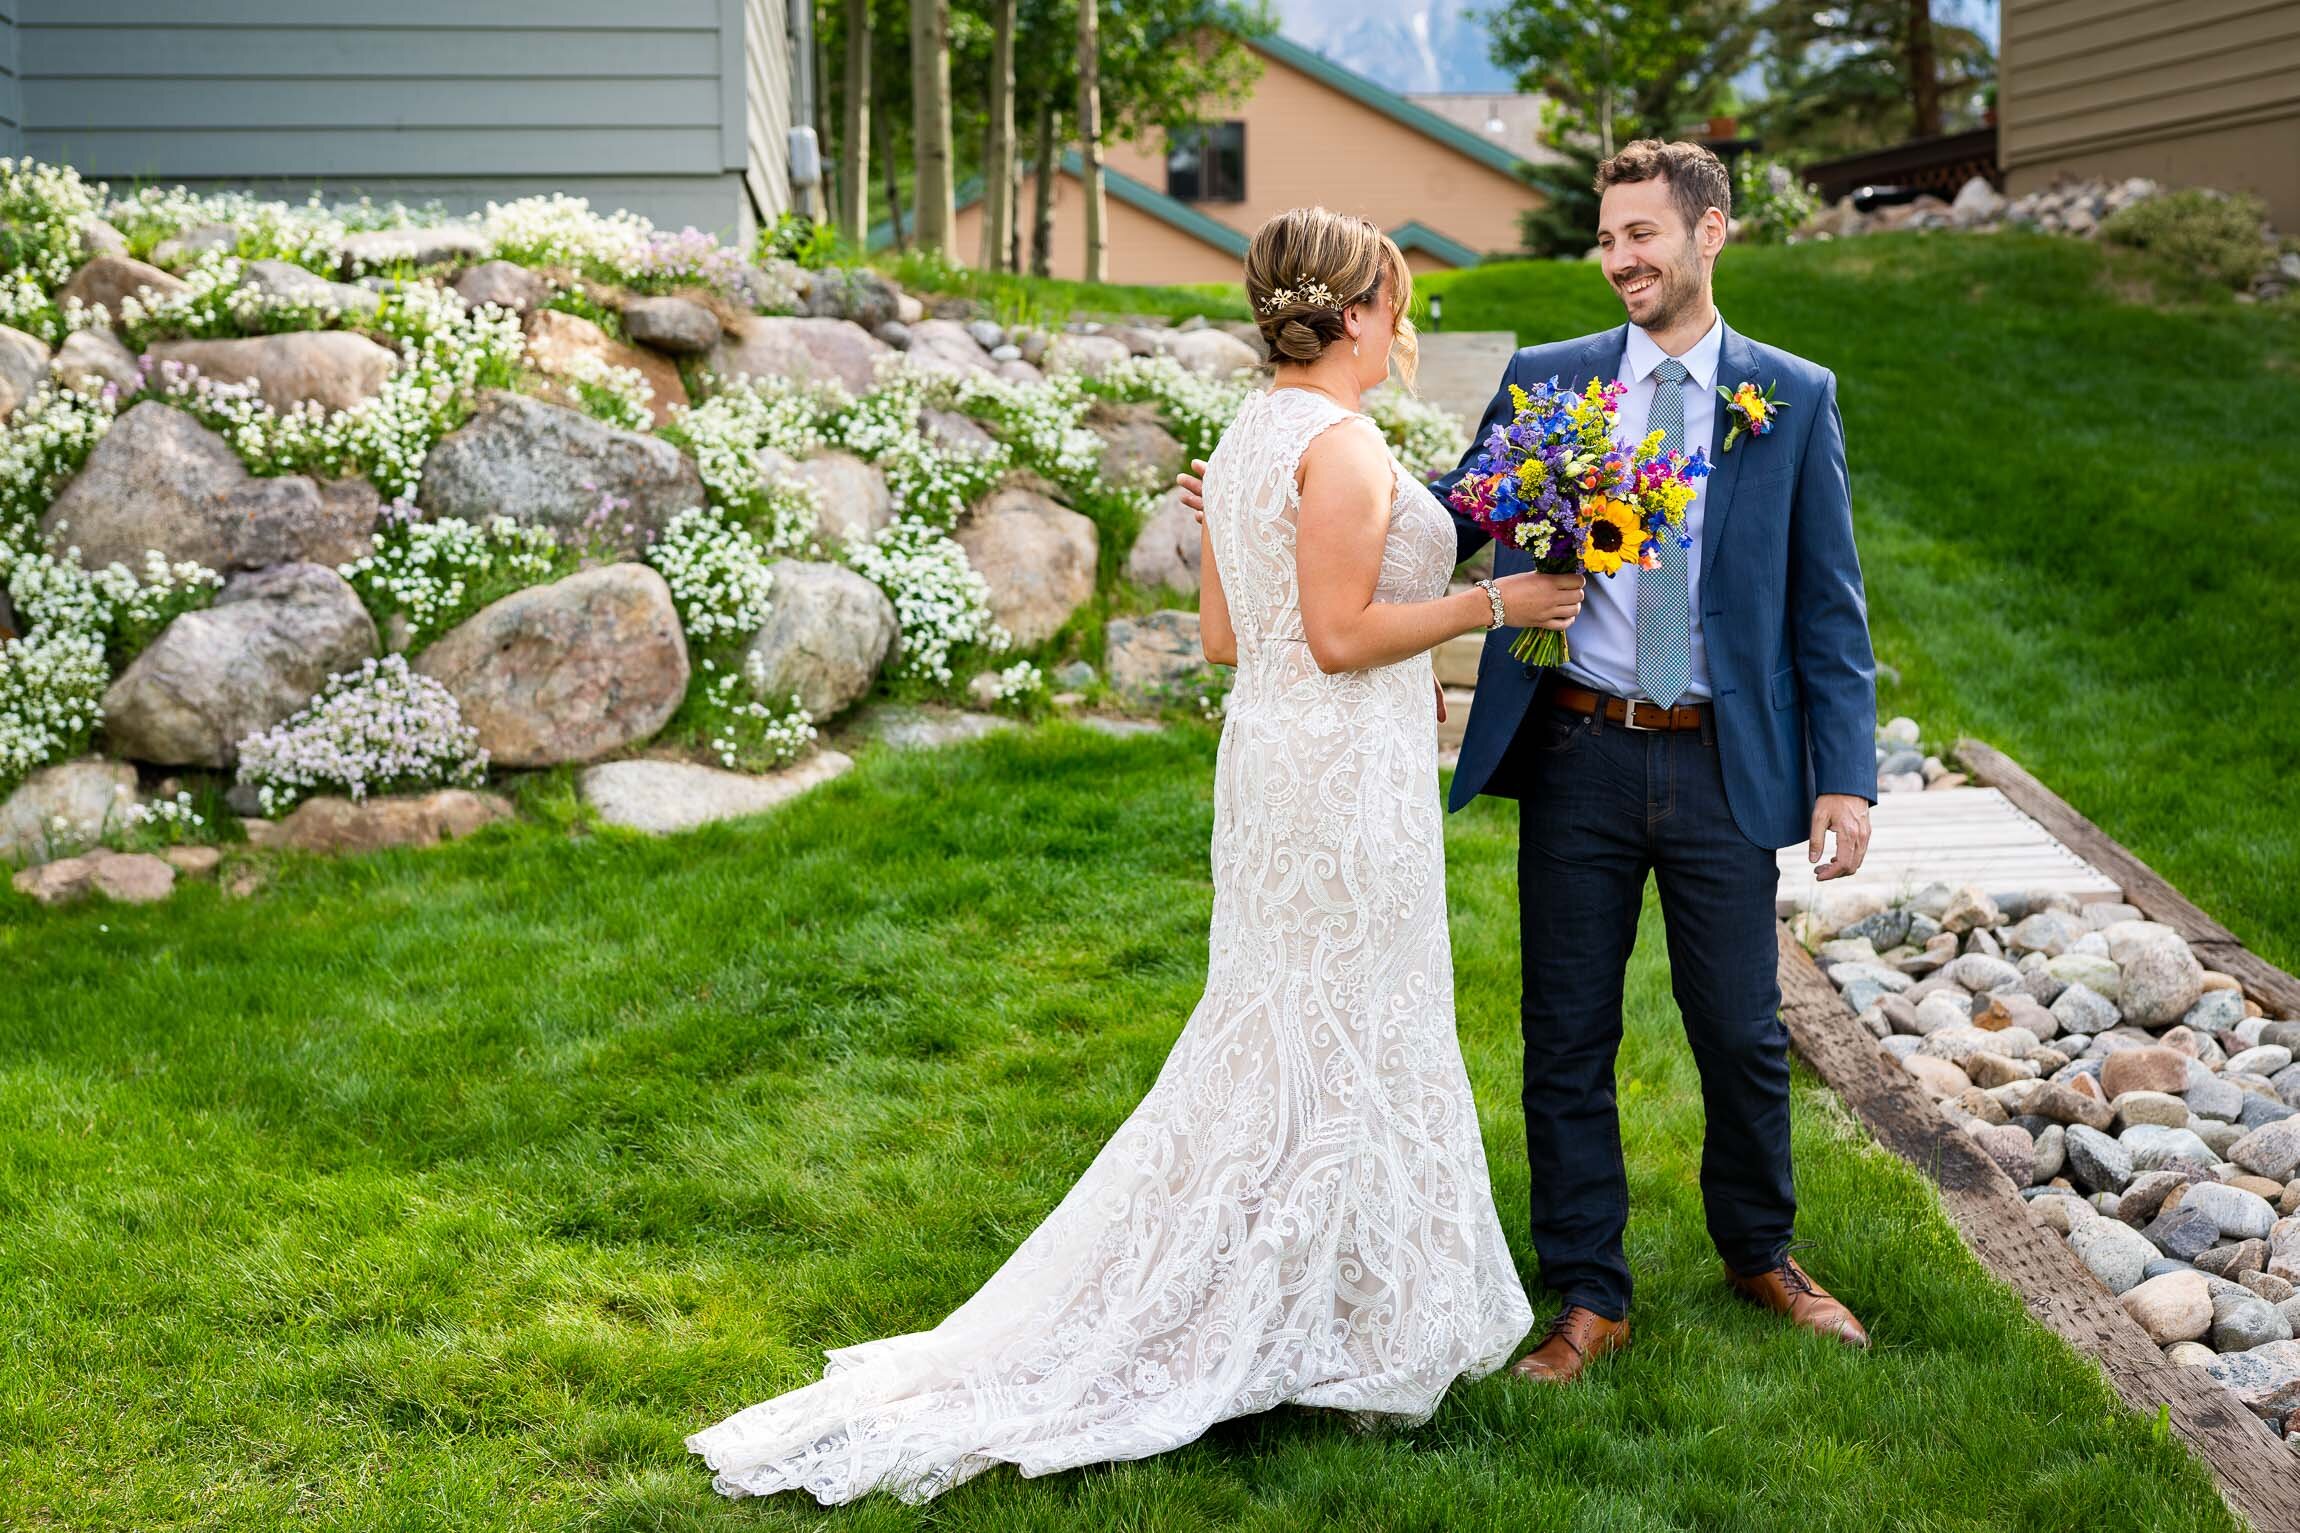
xmin=1352 ymin=340 xmax=1360 ymax=357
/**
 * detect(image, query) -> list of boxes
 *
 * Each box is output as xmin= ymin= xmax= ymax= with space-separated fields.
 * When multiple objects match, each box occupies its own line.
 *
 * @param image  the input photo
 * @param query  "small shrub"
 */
xmin=1733 ymin=157 xmax=1820 ymax=246
xmin=235 ymin=654 xmax=488 ymax=816
xmin=337 ymin=510 xmax=568 ymax=650
xmin=693 ymin=657 xmax=817 ymax=771
xmin=645 ymin=505 xmax=777 ymax=643
xmin=2102 ymin=189 xmax=2271 ymax=287
xmin=844 ymin=518 xmax=1007 ymax=686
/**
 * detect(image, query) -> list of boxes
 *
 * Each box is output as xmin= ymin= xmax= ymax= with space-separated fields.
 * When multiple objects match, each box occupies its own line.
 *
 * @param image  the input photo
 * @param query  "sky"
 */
xmin=1265 ymin=0 xmax=2004 ymax=97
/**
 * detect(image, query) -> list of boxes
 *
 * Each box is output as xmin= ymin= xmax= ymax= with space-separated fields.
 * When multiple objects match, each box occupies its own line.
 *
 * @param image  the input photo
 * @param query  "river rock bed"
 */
xmin=1799 ymin=877 xmax=2300 ymax=1442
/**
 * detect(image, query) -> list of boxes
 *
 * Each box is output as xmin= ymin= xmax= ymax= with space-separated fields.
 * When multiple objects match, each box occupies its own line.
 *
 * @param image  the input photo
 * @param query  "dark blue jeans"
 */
xmin=1507 ymin=695 xmax=1794 ymax=1320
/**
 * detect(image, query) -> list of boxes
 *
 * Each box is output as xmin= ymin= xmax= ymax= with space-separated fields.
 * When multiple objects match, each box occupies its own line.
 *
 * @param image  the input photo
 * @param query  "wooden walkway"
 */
xmin=1775 ymin=783 xmax=2124 ymax=914
xmin=1772 ymin=738 xmax=2300 ymax=1532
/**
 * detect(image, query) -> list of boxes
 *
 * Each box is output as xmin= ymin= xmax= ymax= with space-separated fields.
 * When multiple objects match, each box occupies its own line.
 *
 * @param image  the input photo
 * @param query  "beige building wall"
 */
xmin=1101 ymin=44 xmax=1539 ymax=258
xmin=1999 ymin=0 xmax=2300 ymax=228
xmin=952 ymin=170 xmax=1247 ymax=287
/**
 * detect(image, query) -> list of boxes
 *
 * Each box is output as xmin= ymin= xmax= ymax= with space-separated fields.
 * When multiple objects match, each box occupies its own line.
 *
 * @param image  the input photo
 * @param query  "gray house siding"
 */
xmin=10 ymin=0 xmax=790 ymax=242
xmin=1 ymin=5 xmax=20 ymax=156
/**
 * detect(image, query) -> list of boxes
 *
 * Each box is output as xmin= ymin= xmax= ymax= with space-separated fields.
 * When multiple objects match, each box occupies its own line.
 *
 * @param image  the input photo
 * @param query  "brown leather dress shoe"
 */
xmin=1509 ymin=1305 xmax=1630 ymax=1383
xmin=1726 ymin=1257 xmax=1870 ymax=1348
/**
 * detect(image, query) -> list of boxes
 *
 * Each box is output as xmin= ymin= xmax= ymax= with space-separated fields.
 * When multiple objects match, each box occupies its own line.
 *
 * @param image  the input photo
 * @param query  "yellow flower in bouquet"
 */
xmin=1580 ymin=498 xmax=1643 ymax=576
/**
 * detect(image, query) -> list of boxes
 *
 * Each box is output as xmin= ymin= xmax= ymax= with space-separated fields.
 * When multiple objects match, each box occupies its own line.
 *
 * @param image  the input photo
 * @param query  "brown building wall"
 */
xmin=1999 ymin=0 xmax=2300 ymax=227
xmin=951 ymin=170 xmax=1247 ymax=287
xmin=1101 ymin=41 xmax=1539 ymax=258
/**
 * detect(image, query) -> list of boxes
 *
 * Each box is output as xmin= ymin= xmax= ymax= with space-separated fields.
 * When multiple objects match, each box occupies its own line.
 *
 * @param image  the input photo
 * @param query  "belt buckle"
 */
xmin=1618 ymin=694 xmax=1660 ymax=732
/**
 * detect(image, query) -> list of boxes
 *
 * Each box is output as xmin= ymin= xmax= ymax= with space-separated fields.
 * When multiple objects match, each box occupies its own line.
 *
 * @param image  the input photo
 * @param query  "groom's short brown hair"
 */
xmin=1594 ymin=140 xmax=1732 ymax=237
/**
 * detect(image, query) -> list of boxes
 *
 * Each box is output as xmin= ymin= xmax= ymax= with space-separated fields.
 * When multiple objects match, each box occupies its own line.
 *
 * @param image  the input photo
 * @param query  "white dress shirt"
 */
xmin=1558 ymin=311 xmax=1724 ymax=702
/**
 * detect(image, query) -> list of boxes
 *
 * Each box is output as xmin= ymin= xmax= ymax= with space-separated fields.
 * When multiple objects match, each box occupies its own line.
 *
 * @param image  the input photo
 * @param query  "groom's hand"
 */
xmin=1809 ymin=794 xmax=1872 ymax=880
xmin=1178 ymin=460 xmax=1207 ymax=522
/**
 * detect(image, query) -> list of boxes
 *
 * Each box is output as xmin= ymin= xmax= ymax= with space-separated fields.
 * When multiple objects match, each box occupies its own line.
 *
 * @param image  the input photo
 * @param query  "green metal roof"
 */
xmin=1385 ymin=220 xmax=1483 ymax=268
xmin=1245 ymin=31 xmax=1531 ymax=184
xmin=869 ymin=153 xmax=1250 ymax=257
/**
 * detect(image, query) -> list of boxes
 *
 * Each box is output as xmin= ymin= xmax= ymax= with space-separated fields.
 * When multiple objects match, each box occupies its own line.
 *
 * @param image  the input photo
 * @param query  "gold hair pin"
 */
xmin=1256 ymin=277 xmax=1341 ymax=315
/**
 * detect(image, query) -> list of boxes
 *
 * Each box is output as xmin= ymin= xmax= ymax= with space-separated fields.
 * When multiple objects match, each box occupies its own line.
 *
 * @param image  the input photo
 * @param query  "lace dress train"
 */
xmin=686 ymin=386 xmax=1532 ymax=1504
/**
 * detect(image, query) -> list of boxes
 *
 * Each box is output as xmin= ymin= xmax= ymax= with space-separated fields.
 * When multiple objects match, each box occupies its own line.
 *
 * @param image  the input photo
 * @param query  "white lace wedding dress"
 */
xmin=688 ymin=385 xmax=1532 ymax=1505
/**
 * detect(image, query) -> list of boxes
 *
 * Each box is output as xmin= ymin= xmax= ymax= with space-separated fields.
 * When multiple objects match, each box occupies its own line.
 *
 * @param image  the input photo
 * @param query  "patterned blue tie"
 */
xmin=1636 ymin=357 xmax=1693 ymax=707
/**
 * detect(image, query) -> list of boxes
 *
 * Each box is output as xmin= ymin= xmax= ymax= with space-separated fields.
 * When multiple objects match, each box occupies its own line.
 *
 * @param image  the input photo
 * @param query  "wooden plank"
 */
xmin=1955 ymin=740 xmax=2239 ymax=947
xmin=1777 ymin=924 xmax=2300 ymax=1532
xmin=1776 ymin=784 xmax=2123 ymax=914
xmin=2194 ymin=943 xmax=2300 ymax=1023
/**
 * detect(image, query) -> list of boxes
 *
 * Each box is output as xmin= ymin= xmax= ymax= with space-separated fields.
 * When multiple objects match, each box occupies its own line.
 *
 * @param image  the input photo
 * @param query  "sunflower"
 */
xmin=1581 ymin=497 xmax=1643 ymax=575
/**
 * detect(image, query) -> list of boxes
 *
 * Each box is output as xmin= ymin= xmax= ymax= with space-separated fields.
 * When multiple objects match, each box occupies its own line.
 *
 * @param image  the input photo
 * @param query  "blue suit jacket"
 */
xmin=1432 ymin=322 xmax=1878 ymax=849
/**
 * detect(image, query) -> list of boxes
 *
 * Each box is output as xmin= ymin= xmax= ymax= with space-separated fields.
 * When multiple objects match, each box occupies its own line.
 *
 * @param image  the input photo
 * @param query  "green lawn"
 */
xmin=1 ymin=728 xmax=2237 ymax=1531
xmin=1419 ymin=236 xmax=2300 ymax=970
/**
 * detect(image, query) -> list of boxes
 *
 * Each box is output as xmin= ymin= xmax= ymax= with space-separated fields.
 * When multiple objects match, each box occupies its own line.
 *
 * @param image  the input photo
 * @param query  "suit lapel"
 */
xmin=1699 ymin=323 xmax=1762 ymax=589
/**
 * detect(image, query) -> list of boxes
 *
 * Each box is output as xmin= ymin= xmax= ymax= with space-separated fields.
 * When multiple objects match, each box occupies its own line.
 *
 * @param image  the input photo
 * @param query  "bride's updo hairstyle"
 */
xmin=1243 ymin=206 xmax=1419 ymax=390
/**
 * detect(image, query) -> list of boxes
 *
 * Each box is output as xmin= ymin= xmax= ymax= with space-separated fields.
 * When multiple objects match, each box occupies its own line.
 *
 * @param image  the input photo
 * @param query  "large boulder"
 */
xmin=413 ymin=564 xmax=688 ymax=767
xmin=100 ymin=563 xmax=378 ymax=767
xmin=235 ymin=258 xmax=383 ymax=319
xmin=452 ymin=260 xmax=546 ymax=316
xmin=57 ymin=255 xmax=186 ymax=318
xmin=744 ymin=561 xmax=896 ymax=720
xmin=42 ymin=402 xmax=380 ymax=572
xmin=904 ymin=318 xmax=997 ymax=376
xmin=953 ymin=487 xmax=1097 ymax=648
xmin=0 ymin=324 xmax=53 ymax=421
xmin=1164 ymin=327 xmax=1260 ymax=376
xmin=578 ymin=751 xmax=854 ymax=835
xmin=50 ymin=327 xmax=140 ymax=396
xmin=1105 ymin=610 xmax=1205 ymax=697
xmin=793 ymin=450 xmax=894 ymax=546
xmin=802 ymin=267 xmax=902 ymax=329
xmin=417 ymin=389 xmax=706 ymax=549
xmin=621 ymin=295 xmax=722 ymax=354
xmin=1125 ymin=487 xmax=1201 ymax=593
xmin=708 ymin=314 xmax=890 ymax=397
xmin=146 ymin=331 xmax=398 ymax=413
xmin=335 ymin=225 xmax=488 ymax=272
xmin=1043 ymin=333 xmax=1132 ymax=379
xmin=521 ymin=309 xmax=688 ymax=427
xmin=0 ymin=759 xmax=139 ymax=865
xmin=244 ymin=789 xmax=513 ymax=855
xmin=1087 ymin=400 xmax=1186 ymax=489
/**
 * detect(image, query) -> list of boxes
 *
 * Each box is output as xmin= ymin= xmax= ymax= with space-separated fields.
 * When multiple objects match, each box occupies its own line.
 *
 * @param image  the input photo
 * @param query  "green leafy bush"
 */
xmin=1733 ymin=157 xmax=1820 ymax=245
xmin=2102 ymin=189 xmax=2270 ymax=287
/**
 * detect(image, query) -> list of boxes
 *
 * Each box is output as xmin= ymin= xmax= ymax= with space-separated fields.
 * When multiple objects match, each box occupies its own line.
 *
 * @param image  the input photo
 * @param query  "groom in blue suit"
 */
xmin=1435 ymin=142 xmax=1878 ymax=1380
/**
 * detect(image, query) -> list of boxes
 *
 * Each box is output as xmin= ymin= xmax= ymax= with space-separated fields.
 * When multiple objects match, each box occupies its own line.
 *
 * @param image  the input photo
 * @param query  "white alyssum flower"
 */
xmin=701 ymin=658 xmax=816 ymax=771
xmin=121 ymin=791 xmax=207 ymax=845
xmin=548 ymin=348 xmax=655 ymax=432
xmin=836 ymin=366 xmax=1009 ymax=526
xmin=0 ymin=380 xmax=120 ymax=541
xmin=645 ymin=505 xmax=777 ymax=643
xmin=236 ymin=654 xmax=488 ymax=816
xmin=986 ymin=660 xmax=1045 ymax=704
xmin=1087 ymin=354 xmax=1259 ymax=461
xmin=111 ymin=251 xmax=344 ymax=345
xmin=1365 ymin=389 xmax=1472 ymax=477
xmin=844 ymin=518 xmax=1006 ymax=686
xmin=0 ymin=626 xmax=107 ymax=791
xmin=336 ymin=512 xmax=565 ymax=648
xmin=145 ymin=283 xmax=524 ymax=497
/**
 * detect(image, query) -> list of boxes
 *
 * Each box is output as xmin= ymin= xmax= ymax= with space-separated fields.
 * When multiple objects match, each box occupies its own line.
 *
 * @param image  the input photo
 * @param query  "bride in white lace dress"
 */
xmin=688 ymin=208 xmax=1587 ymax=1506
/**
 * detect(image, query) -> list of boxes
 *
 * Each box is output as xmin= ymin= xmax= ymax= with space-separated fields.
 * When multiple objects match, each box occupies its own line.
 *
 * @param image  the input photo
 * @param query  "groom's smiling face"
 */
xmin=1596 ymin=178 xmax=1713 ymax=334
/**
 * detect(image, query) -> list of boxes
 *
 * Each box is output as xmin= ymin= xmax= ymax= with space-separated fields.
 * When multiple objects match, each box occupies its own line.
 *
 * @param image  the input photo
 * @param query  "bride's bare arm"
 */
xmin=1199 ymin=518 xmax=1236 ymax=665
xmin=1296 ymin=425 xmax=1583 ymax=675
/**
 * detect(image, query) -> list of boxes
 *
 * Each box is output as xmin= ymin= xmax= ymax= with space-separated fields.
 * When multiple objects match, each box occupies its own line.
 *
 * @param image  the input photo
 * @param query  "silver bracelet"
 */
xmin=1473 ymin=578 xmax=1505 ymax=630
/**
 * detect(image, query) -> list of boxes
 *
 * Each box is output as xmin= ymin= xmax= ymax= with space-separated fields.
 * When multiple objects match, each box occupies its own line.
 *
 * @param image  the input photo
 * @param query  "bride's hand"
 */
xmin=1495 ymin=572 xmax=1585 ymax=630
xmin=1178 ymin=460 xmax=1207 ymax=522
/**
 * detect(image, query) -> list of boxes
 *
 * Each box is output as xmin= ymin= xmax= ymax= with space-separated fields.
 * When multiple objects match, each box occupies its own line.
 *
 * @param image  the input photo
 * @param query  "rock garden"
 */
xmin=0 ymin=155 xmax=1469 ymax=904
xmin=1797 ymin=728 xmax=2300 ymax=1448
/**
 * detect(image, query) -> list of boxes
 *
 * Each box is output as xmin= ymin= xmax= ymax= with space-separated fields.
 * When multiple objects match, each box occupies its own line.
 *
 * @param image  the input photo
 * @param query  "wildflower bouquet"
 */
xmin=1446 ymin=375 xmax=1710 ymax=667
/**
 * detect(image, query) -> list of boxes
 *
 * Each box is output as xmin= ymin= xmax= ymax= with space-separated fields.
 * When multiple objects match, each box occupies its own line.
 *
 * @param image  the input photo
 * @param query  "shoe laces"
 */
xmin=1777 ymin=1241 xmax=1822 ymax=1297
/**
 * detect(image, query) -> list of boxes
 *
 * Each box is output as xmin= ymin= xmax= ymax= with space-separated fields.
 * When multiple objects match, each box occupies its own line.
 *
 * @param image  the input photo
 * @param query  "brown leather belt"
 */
xmin=1547 ymin=680 xmax=1710 ymax=733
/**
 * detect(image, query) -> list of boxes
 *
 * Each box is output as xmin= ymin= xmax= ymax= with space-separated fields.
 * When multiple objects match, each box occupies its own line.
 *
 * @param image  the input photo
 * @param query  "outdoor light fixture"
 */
xmin=1428 ymin=293 xmax=1443 ymax=332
